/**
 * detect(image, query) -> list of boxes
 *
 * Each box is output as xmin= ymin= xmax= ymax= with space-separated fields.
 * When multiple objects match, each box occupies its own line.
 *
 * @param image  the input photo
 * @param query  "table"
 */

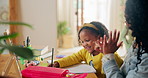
xmin=39 ymin=62 xmax=98 ymax=78
xmin=0 ymin=54 xmax=22 ymax=78
xmin=86 ymin=73 xmax=98 ymax=78
xmin=22 ymin=60 xmax=98 ymax=78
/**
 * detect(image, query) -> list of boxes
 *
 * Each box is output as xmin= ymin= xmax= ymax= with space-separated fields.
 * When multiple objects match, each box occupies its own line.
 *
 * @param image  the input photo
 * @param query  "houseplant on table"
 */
xmin=0 ymin=21 xmax=34 ymax=77
xmin=0 ymin=21 xmax=34 ymax=59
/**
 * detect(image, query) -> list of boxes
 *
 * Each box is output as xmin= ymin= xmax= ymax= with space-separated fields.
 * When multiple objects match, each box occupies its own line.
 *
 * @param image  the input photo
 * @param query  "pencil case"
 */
xmin=21 ymin=66 xmax=69 ymax=78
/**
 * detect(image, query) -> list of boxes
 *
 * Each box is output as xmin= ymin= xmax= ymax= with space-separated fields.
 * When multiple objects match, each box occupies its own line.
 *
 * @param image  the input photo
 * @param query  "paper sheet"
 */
xmin=63 ymin=64 xmax=96 ymax=74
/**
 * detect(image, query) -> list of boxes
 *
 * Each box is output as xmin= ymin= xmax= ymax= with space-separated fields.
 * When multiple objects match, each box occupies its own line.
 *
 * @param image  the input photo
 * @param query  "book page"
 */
xmin=62 ymin=64 xmax=96 ymax=74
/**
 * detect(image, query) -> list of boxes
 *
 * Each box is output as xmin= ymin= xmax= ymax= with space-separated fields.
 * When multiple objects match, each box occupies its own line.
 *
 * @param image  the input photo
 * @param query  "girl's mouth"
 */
xmin=85 ymin=46 xmax=91 ymax=50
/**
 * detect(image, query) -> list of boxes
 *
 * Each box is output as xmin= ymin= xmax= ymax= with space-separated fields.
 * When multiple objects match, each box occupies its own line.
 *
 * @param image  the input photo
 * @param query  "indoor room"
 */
xmin=0 ymin=0 xmax=137 ymax=78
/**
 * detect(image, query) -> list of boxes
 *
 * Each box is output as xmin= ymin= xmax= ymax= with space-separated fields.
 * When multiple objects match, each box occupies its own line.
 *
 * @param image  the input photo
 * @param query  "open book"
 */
xmin=62 ymin=64 xmax=96 ymax=74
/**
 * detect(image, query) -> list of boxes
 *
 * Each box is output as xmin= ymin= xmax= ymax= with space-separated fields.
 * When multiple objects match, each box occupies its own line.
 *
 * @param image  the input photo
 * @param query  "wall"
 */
xmin=0 ymin=0 xmax=9 ymax=36
xmin=109 ymin=0 xmax=123 ymax=31
xmin=18 ymin=0 xmax=57 ymax=50
xmin=57 ymin=0 xmax=79 ymax=47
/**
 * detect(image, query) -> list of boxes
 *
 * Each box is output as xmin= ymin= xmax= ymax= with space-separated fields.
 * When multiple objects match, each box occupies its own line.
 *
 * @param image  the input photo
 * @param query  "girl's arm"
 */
xmin=53 ymin=49 xmax=86 ymax=68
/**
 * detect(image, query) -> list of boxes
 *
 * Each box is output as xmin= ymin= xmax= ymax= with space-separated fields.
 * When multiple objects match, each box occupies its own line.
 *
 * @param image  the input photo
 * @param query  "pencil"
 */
xmin=51 ymin=48 xmax=54 ymax=67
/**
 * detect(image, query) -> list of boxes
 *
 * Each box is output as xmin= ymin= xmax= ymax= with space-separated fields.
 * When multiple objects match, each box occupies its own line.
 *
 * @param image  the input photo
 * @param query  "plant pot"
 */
xmin=62 ymin=35 xmax=74 ymax=48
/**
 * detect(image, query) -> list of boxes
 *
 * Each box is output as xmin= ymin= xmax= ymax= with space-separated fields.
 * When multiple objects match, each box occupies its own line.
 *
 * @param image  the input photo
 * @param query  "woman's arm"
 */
xmin=103 ymin=53 xmax=148 ymax=78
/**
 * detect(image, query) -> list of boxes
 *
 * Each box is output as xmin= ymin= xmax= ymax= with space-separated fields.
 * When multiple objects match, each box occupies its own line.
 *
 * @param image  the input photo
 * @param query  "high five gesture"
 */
xmin=95 ymin=30 xmax=123 ymax=54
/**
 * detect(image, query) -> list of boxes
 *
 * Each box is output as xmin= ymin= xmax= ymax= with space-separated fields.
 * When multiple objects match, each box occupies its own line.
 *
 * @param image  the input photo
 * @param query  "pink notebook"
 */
xmin=21 ymin=66 xmax=87 ymax=78
xmin=21 ymin=66 xmax=69 ymax=78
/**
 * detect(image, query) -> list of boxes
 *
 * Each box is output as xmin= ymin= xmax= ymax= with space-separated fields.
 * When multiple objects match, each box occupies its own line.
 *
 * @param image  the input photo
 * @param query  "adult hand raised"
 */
xmin=95 ymin=30 xmax=123 ymax=54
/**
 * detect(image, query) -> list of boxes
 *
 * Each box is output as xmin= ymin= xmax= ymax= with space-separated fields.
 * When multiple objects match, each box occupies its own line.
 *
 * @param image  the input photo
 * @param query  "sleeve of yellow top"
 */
xmin=54 ymin=49 xmax=86 ymax=68
xmin=114 ymin=52 xmax=123 ymax=68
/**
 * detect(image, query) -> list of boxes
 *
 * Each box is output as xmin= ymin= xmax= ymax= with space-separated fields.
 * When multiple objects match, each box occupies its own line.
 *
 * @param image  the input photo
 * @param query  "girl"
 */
xmin=52 ymin=21 xmax=123 ymax=78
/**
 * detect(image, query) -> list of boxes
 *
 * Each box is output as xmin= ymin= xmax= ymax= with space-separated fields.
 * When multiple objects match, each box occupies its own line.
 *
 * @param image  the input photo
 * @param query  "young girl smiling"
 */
xmin=52 ymin=21 xmax=123 ymax=78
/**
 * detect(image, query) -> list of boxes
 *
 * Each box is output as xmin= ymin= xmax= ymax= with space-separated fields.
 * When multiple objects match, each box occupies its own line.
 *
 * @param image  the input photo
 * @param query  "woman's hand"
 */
xmin=95 ymin=30 xmax=123 ymax=54
xmin=48 ymin=61 xmax=60 ymax=68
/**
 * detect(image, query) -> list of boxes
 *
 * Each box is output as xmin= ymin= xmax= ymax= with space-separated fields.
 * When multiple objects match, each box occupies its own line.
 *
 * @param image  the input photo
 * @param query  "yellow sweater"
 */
xmin=56 ymin=48 xmax=123 ymax=78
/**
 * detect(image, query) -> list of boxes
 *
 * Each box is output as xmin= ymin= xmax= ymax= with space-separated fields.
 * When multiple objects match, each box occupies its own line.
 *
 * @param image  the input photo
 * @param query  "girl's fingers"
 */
xmin=95 ymin=37 xmax=102 ymax=46
xmin=96 ymin=37 xmax=103 ymax=45
xmin=100 ymin=37 xmax=103 ymax=44
xmin=95 ymin=37 xmax=103 ymax=51
xmin=48 ymin=64 xmax=53 ymax=67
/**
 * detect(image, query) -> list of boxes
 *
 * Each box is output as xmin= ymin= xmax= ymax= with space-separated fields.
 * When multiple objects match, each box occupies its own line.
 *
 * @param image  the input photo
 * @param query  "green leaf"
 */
xmin=0 ymin=21 xmax=33 ymax=29
xmin=57 ymin=21 xmax=70 ymax=38
xmin=0 ymin=48 xmax=5 ymax=54
xmin=6 ymin=46 xmax=34 ymax=59
xmin=0 ymin=33 xmax=18 ymax=40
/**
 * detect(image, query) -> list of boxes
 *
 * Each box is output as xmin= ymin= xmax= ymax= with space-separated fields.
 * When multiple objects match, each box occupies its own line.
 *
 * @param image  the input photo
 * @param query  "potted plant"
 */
xmin=0 ymin=21 xmax=34 ymax=59
xmin=0 ymin=21 xmax=34 ymax=77
xmin=57 ymin=21 xmax=70 ymax=48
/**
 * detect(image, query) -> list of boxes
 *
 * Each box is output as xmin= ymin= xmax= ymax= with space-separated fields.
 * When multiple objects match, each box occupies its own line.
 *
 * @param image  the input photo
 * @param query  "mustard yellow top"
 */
xmin=55 ymin=48 xmax=123 ymax=78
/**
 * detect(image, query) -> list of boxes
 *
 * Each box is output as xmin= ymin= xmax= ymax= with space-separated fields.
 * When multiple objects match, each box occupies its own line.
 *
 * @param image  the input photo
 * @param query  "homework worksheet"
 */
xmin=63 ymin=64 xmax=96 ymax=73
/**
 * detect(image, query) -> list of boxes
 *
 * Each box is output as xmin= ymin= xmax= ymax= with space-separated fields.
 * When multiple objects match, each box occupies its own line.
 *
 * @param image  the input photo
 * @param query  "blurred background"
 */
xmin=0 ymin=0 xmax=134 ymax=60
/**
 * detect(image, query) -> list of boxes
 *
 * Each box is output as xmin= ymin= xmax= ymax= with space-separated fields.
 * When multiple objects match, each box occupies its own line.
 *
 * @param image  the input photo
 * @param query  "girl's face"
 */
xmin=79 ymin=29 xmax=98 ymax=53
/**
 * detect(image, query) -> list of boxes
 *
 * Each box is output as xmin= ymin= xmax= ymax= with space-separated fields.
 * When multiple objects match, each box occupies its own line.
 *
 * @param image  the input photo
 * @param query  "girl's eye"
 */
xmin=81 ymin=41 xmax=84 ymax=43
xmin=79 ymin=40 xmax=90 ymax=45
xmin=85 ymin=40 xmax=90 ymax=42
xmin=79 ymin=41 xmax=84 ymax=44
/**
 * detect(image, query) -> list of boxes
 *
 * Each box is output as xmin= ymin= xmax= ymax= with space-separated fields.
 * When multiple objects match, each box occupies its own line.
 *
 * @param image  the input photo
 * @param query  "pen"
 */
xmin=23 ymin=41 xmax=25 ymax=47
xmin=51 ymin=48 xmax=54 ymax=67
xmin=26 ymin=36 xmax=30 ymax=47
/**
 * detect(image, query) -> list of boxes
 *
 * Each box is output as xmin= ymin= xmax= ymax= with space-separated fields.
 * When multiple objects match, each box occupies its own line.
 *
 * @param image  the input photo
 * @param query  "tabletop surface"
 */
xmin=86 ymin=73 xmax=98 ymax=78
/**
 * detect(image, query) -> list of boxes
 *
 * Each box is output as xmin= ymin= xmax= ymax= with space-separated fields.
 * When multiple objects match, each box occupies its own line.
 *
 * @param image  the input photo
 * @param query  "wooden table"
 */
xmin=0 ymin=54 xmax=22 ymax=78
xmin=39 ymin=62 xmax=98 ymax=78
xmin=86 ymin=73 xmax=98 ymax=78
xmin=21 ymin=60 xmax=98 ymax=78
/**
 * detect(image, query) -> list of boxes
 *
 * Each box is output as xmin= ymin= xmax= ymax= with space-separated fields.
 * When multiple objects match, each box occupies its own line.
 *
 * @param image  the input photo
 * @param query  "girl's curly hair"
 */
xmin=78 ymin=21 xmax=109 ymax=42
xmin=125 ymin=0 xmax=148 ymax=69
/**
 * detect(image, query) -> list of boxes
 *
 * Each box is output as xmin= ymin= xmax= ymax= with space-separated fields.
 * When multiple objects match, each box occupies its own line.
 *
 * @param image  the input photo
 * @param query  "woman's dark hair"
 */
xmin=78 ymin=21 xmax=108 ymax=42
xmin=125 ymin=0 xmax=148 ymax=68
